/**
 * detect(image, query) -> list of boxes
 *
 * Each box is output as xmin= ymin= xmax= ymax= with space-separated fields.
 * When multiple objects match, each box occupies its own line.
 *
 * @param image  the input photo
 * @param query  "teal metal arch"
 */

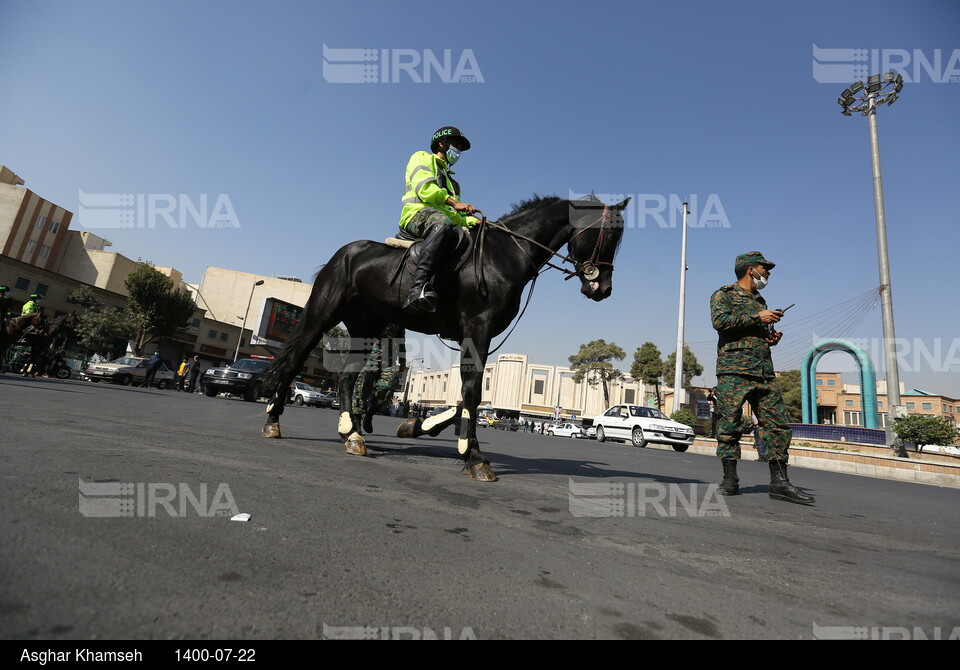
xmin=801 ymin=339 xmax=880 ymax=428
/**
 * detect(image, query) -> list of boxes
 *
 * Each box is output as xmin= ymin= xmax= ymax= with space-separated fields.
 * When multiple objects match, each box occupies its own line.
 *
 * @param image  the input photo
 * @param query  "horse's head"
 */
xmin=567 ymin=197 xmax=630 ymax=301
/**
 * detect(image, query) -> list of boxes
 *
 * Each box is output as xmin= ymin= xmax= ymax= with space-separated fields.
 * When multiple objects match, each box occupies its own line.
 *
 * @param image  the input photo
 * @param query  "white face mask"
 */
xmin=445 ymin=145 xmax=461 ymax=166
xmin=752 ymin=269 xmax=769 ymax=290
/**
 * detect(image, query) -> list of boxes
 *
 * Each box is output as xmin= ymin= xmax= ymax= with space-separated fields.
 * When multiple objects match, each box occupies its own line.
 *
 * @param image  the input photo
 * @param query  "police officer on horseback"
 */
xmin=399 ymin=126 xmax=482 ymax=313
xmin=22 ymin=293 xmax=41 ymax=316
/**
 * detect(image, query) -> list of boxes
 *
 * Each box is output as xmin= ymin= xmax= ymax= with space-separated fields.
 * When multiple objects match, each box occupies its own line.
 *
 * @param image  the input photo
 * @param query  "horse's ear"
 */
xmin=614 ymin=197 xmax=631 ymax=210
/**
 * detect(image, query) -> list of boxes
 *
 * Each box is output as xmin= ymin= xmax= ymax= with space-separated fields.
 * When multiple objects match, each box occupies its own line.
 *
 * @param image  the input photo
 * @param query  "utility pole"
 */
xmin=673 ymin=201 xmax=690 ymax=411
xmin=838 ymin=72 xmax=905 ymax=455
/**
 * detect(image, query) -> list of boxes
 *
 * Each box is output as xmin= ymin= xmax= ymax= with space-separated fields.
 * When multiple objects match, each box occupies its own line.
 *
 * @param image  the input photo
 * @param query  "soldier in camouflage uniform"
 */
xmin=710 ymin=251 xmax=814 ymax=504
xmin=352 ymin=324 xmax=405 ymax=434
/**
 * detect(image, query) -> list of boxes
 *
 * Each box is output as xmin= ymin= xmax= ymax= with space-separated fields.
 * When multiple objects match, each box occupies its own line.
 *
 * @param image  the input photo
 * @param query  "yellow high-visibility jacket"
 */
xmin=398 ymin=151 xmax=477 ymax=230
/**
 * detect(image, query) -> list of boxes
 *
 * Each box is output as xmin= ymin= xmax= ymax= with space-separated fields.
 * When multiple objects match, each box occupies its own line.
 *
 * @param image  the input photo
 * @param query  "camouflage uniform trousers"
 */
xmin=715 ymin=374 xmax=791 ymax=463
xmin=351 ymin=335 xmax=403 ymax=417
xmin=404 ymin=206 xmax=457 ymax=239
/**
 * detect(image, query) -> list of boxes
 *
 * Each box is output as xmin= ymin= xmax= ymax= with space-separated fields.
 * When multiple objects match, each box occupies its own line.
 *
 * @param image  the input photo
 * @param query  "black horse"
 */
xmin=260 ymin=195 xmax=629 ymax=481
xmin=1 ymin=312 xmax=46 ymax=361
xmin=17 ymin=311 xmax=79 ymax=377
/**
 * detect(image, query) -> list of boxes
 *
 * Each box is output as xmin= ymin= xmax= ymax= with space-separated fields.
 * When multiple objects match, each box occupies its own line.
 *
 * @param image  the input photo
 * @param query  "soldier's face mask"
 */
xmin=751 ymin=268 xmax=769 ymax=290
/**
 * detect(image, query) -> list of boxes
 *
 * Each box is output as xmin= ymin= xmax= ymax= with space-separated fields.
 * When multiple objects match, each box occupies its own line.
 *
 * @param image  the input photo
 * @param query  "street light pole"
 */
xmin=673 ymin=201 xmax=690 ymax=411
xmin=839 ymin=72 xmax=904 ymax=453
xmin=234 ymin=279 xmax=264 ymax=362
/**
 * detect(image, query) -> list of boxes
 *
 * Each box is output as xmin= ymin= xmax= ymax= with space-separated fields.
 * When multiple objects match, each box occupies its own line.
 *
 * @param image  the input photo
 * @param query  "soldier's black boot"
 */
xmin=768 ymin=461 xmax=815 ymax=504
xmin=718 ymin=458 xmax=740 ymax=496
xmin=403 ymin=225 xmax=454 ymax=314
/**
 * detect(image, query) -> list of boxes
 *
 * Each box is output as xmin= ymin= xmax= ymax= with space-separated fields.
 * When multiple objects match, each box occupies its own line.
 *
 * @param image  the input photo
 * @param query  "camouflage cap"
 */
xmin=735 ymin=251 xmax=775 ymax=269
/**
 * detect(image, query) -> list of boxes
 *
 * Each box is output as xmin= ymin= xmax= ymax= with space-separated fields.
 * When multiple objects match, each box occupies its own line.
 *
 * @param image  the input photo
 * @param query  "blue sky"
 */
xmin=2 ymin=0 xmax=958 ymax=396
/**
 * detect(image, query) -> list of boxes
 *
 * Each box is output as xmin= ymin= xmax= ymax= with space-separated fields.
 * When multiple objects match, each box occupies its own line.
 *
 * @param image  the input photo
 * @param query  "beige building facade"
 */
xmin=404 ymin=352 xmax=659 ymax=423
xmin=814 ymin=372 xmax=959 ymax=429
xmin=0 ymin=165 xmax=73 ymax=274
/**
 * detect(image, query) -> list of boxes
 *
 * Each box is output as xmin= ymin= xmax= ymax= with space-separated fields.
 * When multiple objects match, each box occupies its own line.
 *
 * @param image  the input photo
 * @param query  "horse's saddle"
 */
xmin=385 ymin=226 xmax=473 ymax=279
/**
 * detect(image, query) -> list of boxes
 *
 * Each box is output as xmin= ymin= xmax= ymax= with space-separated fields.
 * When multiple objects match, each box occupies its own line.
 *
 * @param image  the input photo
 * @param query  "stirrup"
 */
xmin=403 ymin=285 xmax=437 ymax=313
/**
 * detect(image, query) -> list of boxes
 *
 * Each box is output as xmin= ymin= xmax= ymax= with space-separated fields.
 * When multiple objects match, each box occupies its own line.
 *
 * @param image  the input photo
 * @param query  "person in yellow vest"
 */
xmin=398 ymin=126 xmax=482 ymax=313
xmin=176 ymin=358 xmax=189 ymax=392
xmin=21 ymin=293 xmax=41 ymax=315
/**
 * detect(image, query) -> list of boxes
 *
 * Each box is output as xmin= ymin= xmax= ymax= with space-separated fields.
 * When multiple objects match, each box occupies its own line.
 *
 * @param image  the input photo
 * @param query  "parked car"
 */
xmin=82 ymin=356 xmax=175 ymax=389
xmin=289 ymin=381 xmax=329 ymax=407
xmin=322 ymin=392 xmax=340 ymax=410
xmin=585 ymin=425 xmax=597 ymax=439
xmin=202 ymin=358 xmax=272 ymax=402
xmin=592 ymin=404 xmax=694 ymax=451
xmin=547 ymin=422 xmax=585 ymax=438
xmin=492 ymin=418 xmax=520 ymax=431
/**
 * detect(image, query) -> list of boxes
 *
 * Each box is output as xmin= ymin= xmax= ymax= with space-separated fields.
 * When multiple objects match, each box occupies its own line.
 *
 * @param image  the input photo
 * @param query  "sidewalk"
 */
xmin=683 ymin=437 xmax=960 ymax=489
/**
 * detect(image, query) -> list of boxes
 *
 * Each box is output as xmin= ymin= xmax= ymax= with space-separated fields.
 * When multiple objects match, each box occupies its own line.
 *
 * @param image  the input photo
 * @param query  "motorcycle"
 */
xmin=46 ymin=353 xmax=72 ymax=380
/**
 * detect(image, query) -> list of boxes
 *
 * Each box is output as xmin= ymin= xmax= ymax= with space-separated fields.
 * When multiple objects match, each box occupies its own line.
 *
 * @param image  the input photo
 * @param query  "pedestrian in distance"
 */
xmin=710 ymin=251 xmax=814 ymax=504
xmin=176 ymin=358 xmax=188 ymax=391
xmin=140 ymin=351 xmax=163 ymax=388
xmin=186 ymin=355 xmax=202 ymax=393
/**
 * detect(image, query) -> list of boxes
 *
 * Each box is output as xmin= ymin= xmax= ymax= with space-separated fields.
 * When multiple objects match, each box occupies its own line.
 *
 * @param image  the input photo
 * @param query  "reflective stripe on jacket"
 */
xmin=398 ymin=151 xmax=477 ymax=230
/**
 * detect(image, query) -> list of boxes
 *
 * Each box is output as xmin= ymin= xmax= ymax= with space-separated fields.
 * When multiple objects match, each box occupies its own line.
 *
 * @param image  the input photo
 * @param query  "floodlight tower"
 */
xmin=838 ymin=72 xmax=905 ymax=453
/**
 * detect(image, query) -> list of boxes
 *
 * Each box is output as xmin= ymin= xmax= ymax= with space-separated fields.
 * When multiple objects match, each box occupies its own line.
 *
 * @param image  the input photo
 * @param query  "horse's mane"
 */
xmin=508 ymin=194 xmax=562 ymax=215
xmin=498 ymin=193 xmax=607 ymax=228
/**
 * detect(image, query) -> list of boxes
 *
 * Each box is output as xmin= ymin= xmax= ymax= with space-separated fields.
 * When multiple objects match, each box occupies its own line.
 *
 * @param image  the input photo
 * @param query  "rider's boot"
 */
xmin=718 ymin=458 xmax=740 ymax=496
xmin=768 ymin=461 xmax=815 ymax=504
xmin=403 ymin=225 xmax=455 ymax=314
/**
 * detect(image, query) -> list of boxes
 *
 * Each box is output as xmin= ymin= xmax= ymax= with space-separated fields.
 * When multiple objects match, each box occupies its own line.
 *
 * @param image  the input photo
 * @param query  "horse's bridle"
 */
xmin=476 ymin=204 xmax=616 ymax=281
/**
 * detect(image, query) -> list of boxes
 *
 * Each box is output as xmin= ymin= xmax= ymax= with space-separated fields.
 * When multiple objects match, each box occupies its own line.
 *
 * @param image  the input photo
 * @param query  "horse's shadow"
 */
xmin=326 ymin=433 xmax=710 ymax=486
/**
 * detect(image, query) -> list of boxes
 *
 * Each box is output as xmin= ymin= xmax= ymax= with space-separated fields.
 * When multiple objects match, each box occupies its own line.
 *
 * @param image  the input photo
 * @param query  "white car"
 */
xmin=83 ymin=356 xmax=175 ymax=389
xmin=592 ymin=404 xmax=694 ymax=452
xmin=289 ymin=382 xmax=329 ymax=407
xmin=547 ymin=423 xmax=584 ymax=438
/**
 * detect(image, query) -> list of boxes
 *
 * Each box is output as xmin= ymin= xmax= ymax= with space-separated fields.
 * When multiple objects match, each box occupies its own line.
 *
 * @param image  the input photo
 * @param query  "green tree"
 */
xmin=124 ymin=263 xmax=196 ymax=355
xmin=569 ymin=339 xmax=625 ymax=409
xmin=662 ymin=345 xmax=703 ymax=392
xmin=777 ymin=369 xmax=803 ymax=423
xmin=65 ymin=286 xmax=134 ymax=355
xmin=631 ymin=342 xmax=664 ymax=410
xmin=893 ymin=415 xmax=959 ymax=454
xmin=671 ymin=408 xmax=697 ymax=429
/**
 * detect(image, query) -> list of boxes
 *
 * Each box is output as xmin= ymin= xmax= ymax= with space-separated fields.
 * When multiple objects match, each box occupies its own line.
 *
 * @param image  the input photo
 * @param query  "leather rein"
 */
xmin=473 ymin=204 xmax=614 ymax=283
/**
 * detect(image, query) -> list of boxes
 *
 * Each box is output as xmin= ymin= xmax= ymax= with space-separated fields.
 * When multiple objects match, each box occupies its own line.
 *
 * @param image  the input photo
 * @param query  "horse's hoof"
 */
xmin=396 ymin=418 xmax=423 ymax=439
xmin=465 ymin=462 xmax=497 ymax=482
xmin=344 ymin=433 xmax=367 ymax=456
xmin=262 ymin=423 xmax=281 ymax=438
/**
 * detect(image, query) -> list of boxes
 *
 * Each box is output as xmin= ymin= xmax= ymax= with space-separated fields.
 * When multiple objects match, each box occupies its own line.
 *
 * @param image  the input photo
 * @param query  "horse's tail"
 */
xmin=261 ymin=316 xmax=307 ymax=398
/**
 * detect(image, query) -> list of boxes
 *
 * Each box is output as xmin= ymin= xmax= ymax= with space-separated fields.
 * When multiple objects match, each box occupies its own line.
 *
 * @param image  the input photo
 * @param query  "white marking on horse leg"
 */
xmin=338 ymin=411 xmax=353 ymax=434
xmin=266 ymin=403 xmax=275 ymax=413
xmin=422 ymin=406 xmax=457 ymax=432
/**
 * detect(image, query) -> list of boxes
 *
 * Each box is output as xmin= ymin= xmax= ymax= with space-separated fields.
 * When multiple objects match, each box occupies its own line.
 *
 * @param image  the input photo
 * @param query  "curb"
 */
xmin=684 ymin=438 xmax=960 ymax=489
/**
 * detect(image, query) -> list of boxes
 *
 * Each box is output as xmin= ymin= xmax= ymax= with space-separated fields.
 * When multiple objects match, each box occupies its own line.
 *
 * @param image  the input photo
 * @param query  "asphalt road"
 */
xmin=2 ymin=375 xmax=959 ymax=640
